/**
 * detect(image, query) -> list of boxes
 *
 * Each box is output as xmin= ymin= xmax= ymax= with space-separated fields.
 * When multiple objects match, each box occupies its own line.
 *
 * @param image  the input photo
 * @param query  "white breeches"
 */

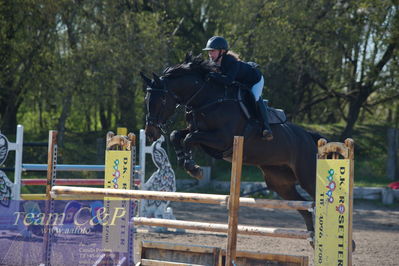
xmin=251 ymin=76 xmax=264 ymax=101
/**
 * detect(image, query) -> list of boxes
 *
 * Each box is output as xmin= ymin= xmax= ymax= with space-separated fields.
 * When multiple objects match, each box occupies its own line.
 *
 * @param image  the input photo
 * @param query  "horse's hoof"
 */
xmin=187 ymin=166 xmax=203 ymax=180
xmin=184 ymin=159 xmax=195 ymax=171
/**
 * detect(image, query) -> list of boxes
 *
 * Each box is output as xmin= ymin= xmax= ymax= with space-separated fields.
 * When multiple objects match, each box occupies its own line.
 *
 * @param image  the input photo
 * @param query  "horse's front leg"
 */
xmin=182 ymin=131 xmax=228 ymax=179
xmin=170 ymin=129 xmax=190 ymax=167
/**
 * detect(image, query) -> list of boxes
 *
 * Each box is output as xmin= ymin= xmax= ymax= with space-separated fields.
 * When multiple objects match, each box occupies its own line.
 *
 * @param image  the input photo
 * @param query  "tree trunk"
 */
xmin=57 ymin=89 xmax=73 ymax=148
xmin=99 ymin=103 xmax=110 ymax=131
xmin=0 ymin=79 xmax=22 ymax=134
xmin=340 ymin=88 xmax=369 ymax=141
xmin=0 ymin=102 xmax=18 ymax=134
xmin=387 ymin=128 xmax=398 ymax=180
xmin=117 ymin=76 xmax=136 ymax=131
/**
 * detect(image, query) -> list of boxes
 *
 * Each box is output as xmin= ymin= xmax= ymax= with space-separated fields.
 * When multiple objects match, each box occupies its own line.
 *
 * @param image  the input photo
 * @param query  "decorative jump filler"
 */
xmin=140 ymin=135 xmax=178 ymax=230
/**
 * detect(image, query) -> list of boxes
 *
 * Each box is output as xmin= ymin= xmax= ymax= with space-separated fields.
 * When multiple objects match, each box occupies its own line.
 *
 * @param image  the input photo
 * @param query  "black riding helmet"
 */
xmin=203 ymin=36 xmax=229 ymax=51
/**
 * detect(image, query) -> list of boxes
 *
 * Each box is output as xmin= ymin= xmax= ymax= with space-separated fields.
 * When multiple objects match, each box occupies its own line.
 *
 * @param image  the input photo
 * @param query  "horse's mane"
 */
xmin=162 ymin=53 xmax=217 ymax=79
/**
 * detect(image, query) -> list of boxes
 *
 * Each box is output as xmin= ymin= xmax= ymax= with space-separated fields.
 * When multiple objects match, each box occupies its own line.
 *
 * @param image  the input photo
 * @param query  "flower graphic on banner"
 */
xmin=325 ymin=169 xmax=335 ymax=203
xmin=112 ymin=159 xmax=120 ymax=188
xmin=336 ymin=204 xmax=345 ymax=214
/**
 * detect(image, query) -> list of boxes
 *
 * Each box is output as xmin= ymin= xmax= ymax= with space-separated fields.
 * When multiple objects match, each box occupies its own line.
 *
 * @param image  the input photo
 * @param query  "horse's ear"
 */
xmin=140 ymin=71 xmax=152 ymax=87
xmin=193 ymin=53 xmax=203 ymax=64
xmin=184 ymin=52 xmax=193 ymax=63
xmin=152 ymin=73 xmax=162 ymax=87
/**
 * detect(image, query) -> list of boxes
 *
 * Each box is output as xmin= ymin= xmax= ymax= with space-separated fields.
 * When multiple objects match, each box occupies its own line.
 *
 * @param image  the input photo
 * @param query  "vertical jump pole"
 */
xmin=345 ymin=138 xmax=355 ymax=266
xmin=139 ymin=129 xmax=149 ymax=186
xmin=42 ymin=130 xmax=58 ymax=266
xmin=226 ymin=136 xmax=244 ymax=266
xmin=13 ymin=125 xmax=24 ymax=200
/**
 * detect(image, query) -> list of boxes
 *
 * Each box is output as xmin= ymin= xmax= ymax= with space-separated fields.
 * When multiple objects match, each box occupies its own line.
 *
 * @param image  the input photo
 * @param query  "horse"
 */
xmin=140 ymin=53 xmax=323 ymax=239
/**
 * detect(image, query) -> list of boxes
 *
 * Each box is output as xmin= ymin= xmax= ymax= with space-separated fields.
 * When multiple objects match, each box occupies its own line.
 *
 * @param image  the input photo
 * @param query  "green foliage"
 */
xmin=1 ymin=0 xmax=398 ymax=136
xmin=1 ymin=0 xmax=398 ymax=191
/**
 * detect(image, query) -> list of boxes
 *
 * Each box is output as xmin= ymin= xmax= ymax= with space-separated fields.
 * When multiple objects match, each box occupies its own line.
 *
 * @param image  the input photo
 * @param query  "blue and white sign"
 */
xmin=0 ymin=133 xmax=9 ymax=165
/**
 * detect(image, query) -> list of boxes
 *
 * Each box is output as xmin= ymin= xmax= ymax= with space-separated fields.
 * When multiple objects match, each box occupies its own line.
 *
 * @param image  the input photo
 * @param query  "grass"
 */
xmin=305 ymin=122 xmax=394 ymax=187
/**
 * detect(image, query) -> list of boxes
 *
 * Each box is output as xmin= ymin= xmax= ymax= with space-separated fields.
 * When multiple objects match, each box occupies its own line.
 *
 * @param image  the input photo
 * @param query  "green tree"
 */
xmin=0 ymin=0 xmax=57 ymax=134
xmin=217 ymin=0 xmax=399 ymax=139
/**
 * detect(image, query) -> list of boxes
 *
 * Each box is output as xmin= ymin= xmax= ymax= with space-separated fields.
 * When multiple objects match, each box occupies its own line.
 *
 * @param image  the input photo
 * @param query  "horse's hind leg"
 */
xmin=260 ymin=165 xmax=314 ymax=232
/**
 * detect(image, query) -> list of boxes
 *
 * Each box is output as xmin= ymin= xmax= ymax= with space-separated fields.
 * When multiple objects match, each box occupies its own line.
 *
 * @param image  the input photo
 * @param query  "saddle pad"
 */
xmin=267 ymin=107 xmax=287 ymax=124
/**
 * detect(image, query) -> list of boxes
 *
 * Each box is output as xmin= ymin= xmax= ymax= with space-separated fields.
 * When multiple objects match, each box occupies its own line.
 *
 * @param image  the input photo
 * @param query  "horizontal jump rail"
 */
xmin=22 ymin=164 xmax=104 ymax=172
xmin=20 ymin=193 xmax=108 ymax=200
xmin=133 ymin=217 xmax=311 ymax=240
xmin=22 ymin=179 xmax=103 ymax=186
xmin=22 ymin=179 xmax=141 ymax=186
xmin=51 ymin=186 xmax=314 ymax=211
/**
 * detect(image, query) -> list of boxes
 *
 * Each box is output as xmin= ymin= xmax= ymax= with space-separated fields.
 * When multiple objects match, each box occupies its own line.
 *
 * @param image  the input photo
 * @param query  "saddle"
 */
xmin=196 ymin=83 xmax=287 ymax=160
xmin=209 ymin=86 xmax=287 ymax=159
xmin=264 ymin=103 xmax=287 ymax=124
xmin=237 ymin=85 xmax=287 ymax=124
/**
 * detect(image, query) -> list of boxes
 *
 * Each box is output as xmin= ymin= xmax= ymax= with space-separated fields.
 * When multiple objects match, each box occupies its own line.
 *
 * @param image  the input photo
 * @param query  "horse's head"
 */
xmin=141 ymin=53 xmax=218 ymax=141
xmin=140 ymin=72 xmax=178 ymax=141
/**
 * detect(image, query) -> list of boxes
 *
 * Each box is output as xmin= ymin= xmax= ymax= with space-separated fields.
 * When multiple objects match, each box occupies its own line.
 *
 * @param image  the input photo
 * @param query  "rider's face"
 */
xmin=208 ymin=50 xmax=222 ymax=63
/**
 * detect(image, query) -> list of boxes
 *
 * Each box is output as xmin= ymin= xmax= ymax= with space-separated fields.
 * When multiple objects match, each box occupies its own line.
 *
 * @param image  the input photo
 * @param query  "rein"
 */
xmin=184 ymin=80 xmax=207 ymax=107
xmin=190 ymin=96 xmax=238 ymax=113
xmin=146 ymin=74 xmax=239 ymax=132
xmin=178 ymin=78 xmax=237 ymax=113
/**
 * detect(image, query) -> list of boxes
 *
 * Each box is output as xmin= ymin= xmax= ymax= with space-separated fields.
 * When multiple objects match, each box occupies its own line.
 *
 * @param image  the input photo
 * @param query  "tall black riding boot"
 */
xmin=257 ymin=99 xmax=273 ymax=141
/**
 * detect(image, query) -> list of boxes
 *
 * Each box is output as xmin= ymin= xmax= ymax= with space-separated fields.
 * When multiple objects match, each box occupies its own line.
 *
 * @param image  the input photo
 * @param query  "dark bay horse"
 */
xmin=141 ymin=54 xmax=323 ymax=236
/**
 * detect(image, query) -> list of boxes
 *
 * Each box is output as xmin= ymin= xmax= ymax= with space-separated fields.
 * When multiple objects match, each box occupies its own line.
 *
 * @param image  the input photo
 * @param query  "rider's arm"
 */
xmin=208 ymin=55 xmax=239 ymax=86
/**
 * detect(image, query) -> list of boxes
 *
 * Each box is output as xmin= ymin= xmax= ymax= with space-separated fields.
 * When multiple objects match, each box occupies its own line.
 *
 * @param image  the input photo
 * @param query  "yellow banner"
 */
xmin=315 ymin=159 xmax=351 ymax=266
xmin=104 ymin=151 xmax=132 ymax=191
xmin=102 ymin=150 xmax=132 ymax=252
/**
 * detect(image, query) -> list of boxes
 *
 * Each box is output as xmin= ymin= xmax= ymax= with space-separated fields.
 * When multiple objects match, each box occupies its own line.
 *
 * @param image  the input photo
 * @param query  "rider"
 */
xmin=203 ymin=36 xmax=273 ymax=141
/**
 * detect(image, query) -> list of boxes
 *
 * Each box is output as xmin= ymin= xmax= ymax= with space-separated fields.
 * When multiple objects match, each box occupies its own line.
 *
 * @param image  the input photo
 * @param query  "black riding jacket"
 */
xmin=209 ymin=54 xmax=261 ymax=87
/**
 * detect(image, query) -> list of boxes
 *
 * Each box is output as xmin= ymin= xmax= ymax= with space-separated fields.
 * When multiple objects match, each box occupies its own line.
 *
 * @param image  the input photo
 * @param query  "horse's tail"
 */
xmin=307 ymin=130 xmax=327 ymax=146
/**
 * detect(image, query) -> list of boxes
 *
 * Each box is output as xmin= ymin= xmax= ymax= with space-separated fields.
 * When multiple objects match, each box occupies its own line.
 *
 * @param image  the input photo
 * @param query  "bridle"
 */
xmin=145 ymin=84 xmax=174 ymax=134
xmin=145 ymin=76 xmax=208 ymax=133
